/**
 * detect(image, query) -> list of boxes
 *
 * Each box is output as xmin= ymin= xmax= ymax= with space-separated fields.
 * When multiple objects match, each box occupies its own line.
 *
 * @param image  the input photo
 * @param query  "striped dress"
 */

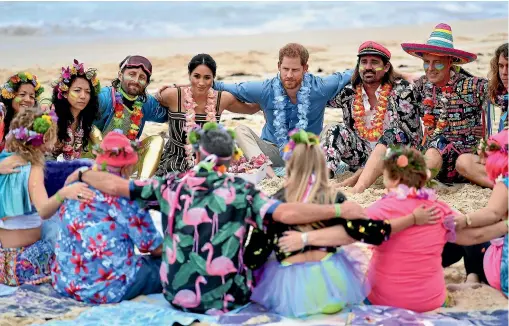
xmin=156 ymin=87 xmax=222 ymax=175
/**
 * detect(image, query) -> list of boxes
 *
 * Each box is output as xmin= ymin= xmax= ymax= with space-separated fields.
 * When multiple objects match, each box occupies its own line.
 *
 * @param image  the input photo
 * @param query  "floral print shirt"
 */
xmin=328 ymin=78 xmax=423 ymax=147
xmin=129 ymin=169 xmax=279 ymax=314
xmin=52 ymin=185 xmax=163 ymax=304
xmin=412 ymin=68 xmax=488 ymax=152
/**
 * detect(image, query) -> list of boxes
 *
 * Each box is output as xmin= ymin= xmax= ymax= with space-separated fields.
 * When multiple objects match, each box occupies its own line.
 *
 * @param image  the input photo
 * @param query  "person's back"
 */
xmin=366 ymin=194 xmax=452 ymax=311
xmin=52 ymin=131 xmax=163 ymax=303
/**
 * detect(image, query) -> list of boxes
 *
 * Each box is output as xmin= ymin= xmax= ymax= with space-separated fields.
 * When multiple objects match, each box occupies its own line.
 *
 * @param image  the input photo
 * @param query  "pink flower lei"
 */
xmin=183 ymin=86 xmax=217 ymax=167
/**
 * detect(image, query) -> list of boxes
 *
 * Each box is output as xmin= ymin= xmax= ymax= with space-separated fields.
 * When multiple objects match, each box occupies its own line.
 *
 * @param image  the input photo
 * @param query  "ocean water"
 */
xmin=0 ymin=1 xmax=507 ymax=41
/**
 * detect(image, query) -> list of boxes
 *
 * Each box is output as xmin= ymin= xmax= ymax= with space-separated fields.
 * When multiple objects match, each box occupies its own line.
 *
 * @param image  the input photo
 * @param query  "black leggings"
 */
xmin=442 ymin=242 xmax=491 ymax=283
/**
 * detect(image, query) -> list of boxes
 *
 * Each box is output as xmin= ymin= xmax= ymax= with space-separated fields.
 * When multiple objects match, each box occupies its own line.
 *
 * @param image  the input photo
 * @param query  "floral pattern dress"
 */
xmin=130 ymin=169 xmax=278 ymax=314
xmin=52 ymin=186 xmax=163 ymax=304
xmin=412 ymin=68 xmax=488 ymax=183
xmin=322 ymin=78 xmax=422 ymax=175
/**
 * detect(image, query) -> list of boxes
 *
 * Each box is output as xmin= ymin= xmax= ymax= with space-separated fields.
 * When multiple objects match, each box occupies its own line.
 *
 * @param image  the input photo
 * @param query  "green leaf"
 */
xmin=171 ymin=262 xmax=196 ymax=289
xmin=202 ymin=299 xmax=223 ymax=311
xmin=178 ymin=234 xmax=194 ymax=247
xmin=234 ymin=274 xmax=248 ymax=294
xmin=176 ymin=247 xmax=185 ymax=264
xmin=221 ymin=237 xmax=240 ymax=260
xmin=189 ymin=252 xmax=207 ymax=275
xmin=175 ymin=217 xmax=186 ymax=230
xmin=207 ymin=195 xmax=226 ymax=214
xmin=200 ymin=278 xmax=233 ymax=303
xmin=211 ymin=222 xmax=242 ymax=245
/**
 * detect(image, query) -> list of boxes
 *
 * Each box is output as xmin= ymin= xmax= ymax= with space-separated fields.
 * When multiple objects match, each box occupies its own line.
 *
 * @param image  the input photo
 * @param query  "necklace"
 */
xmin=272 ymin=73 xmax=311 ymax=151
xmin=183 ymin=86 xmax=217 ymax=167
xmin=422 ymin=83 xmax=453 ymax=144
xmin=113 ymin=88 xmax=144 ymax=140
xmin=352 ymin=83 xmax=392 ymax=142
xmin=61 ymin=121 xmax=84 ymax=160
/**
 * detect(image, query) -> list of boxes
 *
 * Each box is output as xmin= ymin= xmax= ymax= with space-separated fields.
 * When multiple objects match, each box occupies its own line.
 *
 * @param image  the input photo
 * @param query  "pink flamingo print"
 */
xmin=213 ymin=186 xmax=236 ymax=205
xmin=172 ymin=276 xmax=207 ymax=308
xmin=181 ymin=194 xmax=212 ymax=252
xmin=201 ymin=242 xmax=237 ymax=284
xmin=160 ymin=262 xmax=169 ymax=286
xmin=166 ymin=234 xmax=181 ymax=264
xmin=210 ymin=213 xmax=219 ymax=240
xmin=234 ymin=226 xmax=246 ymax=273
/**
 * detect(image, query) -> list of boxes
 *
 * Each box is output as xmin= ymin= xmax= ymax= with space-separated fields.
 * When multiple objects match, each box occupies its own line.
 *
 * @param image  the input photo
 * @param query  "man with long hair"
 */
xmin=94 ymin=55 xmax=167 ymax=178
xmin=322 ymin=41 xmax=422 ymax=192
xmin=455 ymin=43 xmax=508 ymax=188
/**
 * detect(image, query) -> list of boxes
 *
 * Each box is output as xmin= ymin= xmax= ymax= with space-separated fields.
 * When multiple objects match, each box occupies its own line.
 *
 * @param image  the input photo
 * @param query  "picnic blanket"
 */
xmin=0 ymin=284 xmax=506 ymax=326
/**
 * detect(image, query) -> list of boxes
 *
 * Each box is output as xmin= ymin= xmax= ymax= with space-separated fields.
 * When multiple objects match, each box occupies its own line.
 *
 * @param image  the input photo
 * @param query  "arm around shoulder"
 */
xmin=223 ymin=91 xmax=261 ymax=114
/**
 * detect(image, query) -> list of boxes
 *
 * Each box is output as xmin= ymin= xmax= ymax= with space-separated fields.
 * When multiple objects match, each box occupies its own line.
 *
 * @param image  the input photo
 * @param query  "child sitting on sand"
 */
xmin=253 ymin=131 xmax=439 ymax=317
xmin=0 ymin=108 xmax=93 ymax=286
xmin=52 ymin=131 xmax=163 ymax=304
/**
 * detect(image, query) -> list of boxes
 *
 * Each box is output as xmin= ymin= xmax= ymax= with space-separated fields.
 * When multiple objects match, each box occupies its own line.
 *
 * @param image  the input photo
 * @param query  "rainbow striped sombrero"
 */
xmin=401 ymin=23 xmax=477 ymax=64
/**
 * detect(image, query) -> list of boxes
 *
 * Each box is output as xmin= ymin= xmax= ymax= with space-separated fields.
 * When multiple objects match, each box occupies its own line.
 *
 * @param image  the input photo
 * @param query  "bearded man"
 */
xmin=321 ymin=41 xmax=422 ymax=191
xmin=94 ymin=55 xmax=167 ymax=178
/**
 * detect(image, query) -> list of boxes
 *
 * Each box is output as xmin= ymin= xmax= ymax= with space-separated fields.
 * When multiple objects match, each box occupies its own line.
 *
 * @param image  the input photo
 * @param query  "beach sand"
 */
xmin=0 ymin=18 xmax=507 ymax=324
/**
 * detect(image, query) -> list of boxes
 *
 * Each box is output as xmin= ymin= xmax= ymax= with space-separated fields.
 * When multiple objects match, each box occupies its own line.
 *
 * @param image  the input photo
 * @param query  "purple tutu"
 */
xmin=251 ymin=246 xmax=370 ymax=318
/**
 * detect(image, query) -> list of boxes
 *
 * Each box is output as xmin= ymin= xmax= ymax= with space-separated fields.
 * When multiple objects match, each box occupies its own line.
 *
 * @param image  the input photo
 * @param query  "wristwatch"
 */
xmin=78 ymin=166 xmax=90 ymax=182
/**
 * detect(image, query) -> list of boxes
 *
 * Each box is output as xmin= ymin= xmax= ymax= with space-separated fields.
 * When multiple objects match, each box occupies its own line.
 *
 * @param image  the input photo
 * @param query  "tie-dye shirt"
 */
xmin=129 ymin=169 xmax=279 ymax=314
xmin=52 ymin=185 xmax=163 ymax=304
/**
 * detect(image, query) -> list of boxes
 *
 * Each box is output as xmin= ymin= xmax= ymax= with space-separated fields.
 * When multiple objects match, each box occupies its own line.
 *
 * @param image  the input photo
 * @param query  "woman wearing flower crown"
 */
xmin=49 ymin=59 xmax=101 ymax=161
xmin=450 ymin=129 xmax=509 ymax=295
xmin=0 ymin=72 xmax=44 ymax=152
xmin=252 ymin=131 xmax=438 ymax=317
xmin=0 ymin=107 xmax=95 ymax=286
xmin=155 ymin=53 xmax=260 ymax=175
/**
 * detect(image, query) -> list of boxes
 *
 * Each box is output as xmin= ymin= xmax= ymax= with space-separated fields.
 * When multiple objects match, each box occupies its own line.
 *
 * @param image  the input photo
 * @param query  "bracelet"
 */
xmin=334 ymin=204 xmax=341 ymax=218
xmin=55 ymin=192 xmax=64 ymax=204
xmin=78 ymin=167 xmax=90 ymax=182
xmin=465 ymin=214 xmax=472 ymax=226
xmin=301 ymin=232 xmax=308 ymax=247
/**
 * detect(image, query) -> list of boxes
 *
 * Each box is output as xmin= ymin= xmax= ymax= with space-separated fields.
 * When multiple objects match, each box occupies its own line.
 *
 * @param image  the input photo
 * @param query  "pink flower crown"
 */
xmin=6 ymin=107 xmax=58 ymax=147
xmin=52 ymin=59 xmax=101 ymax=100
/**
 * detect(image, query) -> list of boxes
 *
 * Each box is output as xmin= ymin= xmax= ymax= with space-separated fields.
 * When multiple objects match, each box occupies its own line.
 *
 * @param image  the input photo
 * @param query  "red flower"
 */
xmin=103 ymin=194 xmax=120 ymax=209
xmin=70 ymin=252 xmax=89 ymax=274
xmin=65 ymin=281 xmax=82 ymax=301
xmin=79 ymin=200 xmax=95 ymax=212
xmin=129 ymin=216 xmax=149 ymax=233
xmin=441 ymin=86 xmax=454 ymax=93
xmin=423 ymin=114 xmax=435 ymax=127
xmin=92 ymin=293 xmax=107 ymax=304
xmin=88 ymin=236 xmax=113 ymax=260
xmin=102 ymin=215 xmax=116 ymax=231
xmin=423 ymin=98 xmax=434 ymax=107
xmin=97 ymin=268 xmax=115 ymax=283
xmin=59 ymin=205 xmax=66 ymax=219
xmin=138 ymin=239 xmax=155 ymax=253
xmin=67 ymin=220 xmax=85 ymax=241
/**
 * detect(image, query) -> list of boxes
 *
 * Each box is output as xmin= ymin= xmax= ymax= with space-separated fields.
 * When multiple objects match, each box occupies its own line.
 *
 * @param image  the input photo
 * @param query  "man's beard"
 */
xmin=122 ymin=81 xmax=144 ymax=97
xmin=283 ymin=78 xmax=302 ymax=90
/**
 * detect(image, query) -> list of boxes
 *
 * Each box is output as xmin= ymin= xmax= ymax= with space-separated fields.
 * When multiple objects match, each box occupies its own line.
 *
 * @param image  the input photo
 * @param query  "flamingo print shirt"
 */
xmin=52 ymin=185 xmax=163 ymax=304
xmin=130 ymin=169 xmax=279 ymax=314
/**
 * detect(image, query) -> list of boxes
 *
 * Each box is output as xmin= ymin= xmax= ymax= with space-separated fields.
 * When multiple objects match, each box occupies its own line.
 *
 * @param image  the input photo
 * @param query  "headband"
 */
xmin=282 ymin=129 xmax=320 ymax=161
xmin=52 ymin=59 xmax=101 ymax=100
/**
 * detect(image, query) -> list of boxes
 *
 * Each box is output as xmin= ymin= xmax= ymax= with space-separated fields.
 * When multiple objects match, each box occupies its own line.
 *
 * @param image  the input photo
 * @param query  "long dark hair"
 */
xmin=1 ymin=82 xmax=38 ymax=137
xmin=489 ymin=43 xmax=508 ymax=103
xmin=188 ymin=54 xmax=217 ymax=77
xmin=111 ymin=56 xmax=150 ymax=102
xmin=52 ymin=76 xmax=99 ymax=150
xmin=351 ymin=56 xmax=403 ymax=88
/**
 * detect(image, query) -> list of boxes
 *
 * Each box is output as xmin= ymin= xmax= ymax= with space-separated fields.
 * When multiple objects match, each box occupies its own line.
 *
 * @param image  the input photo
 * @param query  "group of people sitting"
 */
xmin=0 ymin=22 xmax=507 ymax=317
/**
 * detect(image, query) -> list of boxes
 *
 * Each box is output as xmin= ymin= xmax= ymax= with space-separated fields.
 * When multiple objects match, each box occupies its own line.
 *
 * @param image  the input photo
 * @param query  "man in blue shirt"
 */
xmin=213 ymin=43 xmax=352 ymax=177
xmin=94 ymin=55 xmax=167 ymax=178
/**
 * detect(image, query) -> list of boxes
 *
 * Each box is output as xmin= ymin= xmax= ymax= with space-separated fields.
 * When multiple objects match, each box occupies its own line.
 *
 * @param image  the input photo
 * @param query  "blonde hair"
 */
xmin=5 ymin=108 xmax=57 ymax=166
xmin=284 ymin=144 xmax=335 ymax=205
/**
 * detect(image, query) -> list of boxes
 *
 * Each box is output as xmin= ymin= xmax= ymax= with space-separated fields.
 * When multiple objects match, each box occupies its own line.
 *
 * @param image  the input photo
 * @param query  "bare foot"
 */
xmin=465 ymin=273 xmax=480 ymax=284
xmin=351 ymin=184 xmax=367 ymax=193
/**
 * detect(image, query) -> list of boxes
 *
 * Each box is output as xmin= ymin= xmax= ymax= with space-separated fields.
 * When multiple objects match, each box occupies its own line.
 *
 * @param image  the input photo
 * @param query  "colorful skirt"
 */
xmin=0 ymin=240 xmax=54 ymax=286
xmin=251 ymin=247 xmax=370 ymax=318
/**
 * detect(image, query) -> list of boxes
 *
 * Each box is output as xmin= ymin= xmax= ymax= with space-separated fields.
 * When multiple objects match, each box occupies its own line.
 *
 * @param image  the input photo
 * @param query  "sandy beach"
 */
xmin=0 ymin=17 xmax=507 ymax=322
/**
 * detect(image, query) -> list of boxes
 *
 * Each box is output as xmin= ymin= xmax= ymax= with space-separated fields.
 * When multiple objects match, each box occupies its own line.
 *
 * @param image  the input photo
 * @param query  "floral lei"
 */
xmin=272 ymin=73 xmax=311 ymax=152
xmin=1 ymin=72 xmax=44 ymax=100
xmin=113 ymin=88 xmax=144 ymax=141
xmin=352 ymin=83 xmax=392 ymax=142
xmin=183 ymin=86 xmax=217 ymax=167
xmin=61 ymin=121 xmax=84 ymax=160
xmin=422 ymin=82 xmax=453 ymax=142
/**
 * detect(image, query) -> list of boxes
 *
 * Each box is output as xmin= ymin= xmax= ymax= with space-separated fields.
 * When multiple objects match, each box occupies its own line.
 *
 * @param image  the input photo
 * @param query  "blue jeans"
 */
xmin=122 ymin=255 xmax=163 ymax=300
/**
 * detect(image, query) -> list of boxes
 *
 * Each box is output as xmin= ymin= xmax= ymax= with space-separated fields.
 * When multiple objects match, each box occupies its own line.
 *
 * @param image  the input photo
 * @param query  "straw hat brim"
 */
xmin=401 ymin=43 xmax=477 ymax=64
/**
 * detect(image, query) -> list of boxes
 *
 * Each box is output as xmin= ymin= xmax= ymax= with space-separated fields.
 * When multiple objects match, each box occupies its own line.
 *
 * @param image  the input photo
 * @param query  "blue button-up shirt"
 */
xmin=214 ymin=71 xmax=352 ymax=146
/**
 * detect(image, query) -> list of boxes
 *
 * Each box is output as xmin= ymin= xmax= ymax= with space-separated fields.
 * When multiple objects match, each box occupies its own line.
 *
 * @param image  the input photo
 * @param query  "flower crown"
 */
xmin=52 ymin=59 xmax=101 ymax=100
xmin=188 ymin=122 xmax=243 ymax=162
xmin=282 ymin=129 xmax=320 ymax=161
xmin=1 ymin=72 xmax=44 ymax=100
xmin=91 ymin=129 xmax=142 ymax=158
xmin=384 ymin=146 xmax=432 ymax=178
xmin=6 ymin=107 xmax=58 ymax=147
